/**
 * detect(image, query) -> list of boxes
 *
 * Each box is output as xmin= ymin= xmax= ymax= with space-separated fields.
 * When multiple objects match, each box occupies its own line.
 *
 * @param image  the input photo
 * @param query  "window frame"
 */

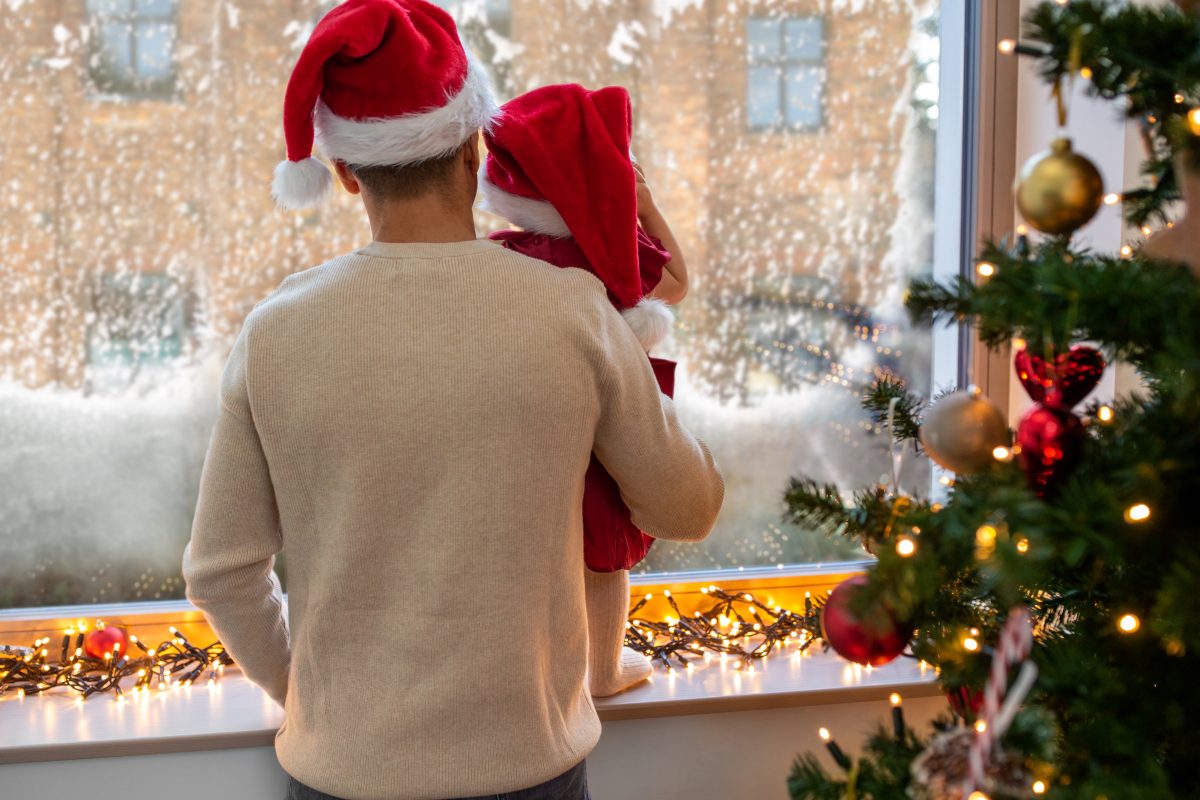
xmin=86 ymin=0 xmax=181 ymax=102
xmin=0 ymin=0 xmax=989 ymax=621
xmin=744 ymin=14 xmax=828 ymax=134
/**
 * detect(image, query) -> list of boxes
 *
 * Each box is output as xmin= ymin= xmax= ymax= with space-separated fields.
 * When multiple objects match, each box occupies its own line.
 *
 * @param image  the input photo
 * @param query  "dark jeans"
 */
xmin=285 ymin=760 xmax=590 ymax=800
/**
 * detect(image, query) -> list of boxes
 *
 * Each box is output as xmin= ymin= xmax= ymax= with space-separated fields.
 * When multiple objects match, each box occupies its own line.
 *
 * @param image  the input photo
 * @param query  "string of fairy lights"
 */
xmin=0 ymin=622 xmax=228 ymax=702
xmin=0 ymin=586 xmax=835 ymax=702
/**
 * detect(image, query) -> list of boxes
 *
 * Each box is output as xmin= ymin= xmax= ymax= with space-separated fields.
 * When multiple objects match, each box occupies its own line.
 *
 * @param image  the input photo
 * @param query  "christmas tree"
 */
xmin=785 ymin=2 xmax=1200 ymax=797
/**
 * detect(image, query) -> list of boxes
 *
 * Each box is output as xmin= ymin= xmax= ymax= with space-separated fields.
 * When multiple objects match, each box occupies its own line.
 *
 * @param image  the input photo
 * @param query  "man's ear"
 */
xmin=462 ymin=133 xmax=482 ymax=176
xmin=331 ymin=160 xmax=361 ymax=195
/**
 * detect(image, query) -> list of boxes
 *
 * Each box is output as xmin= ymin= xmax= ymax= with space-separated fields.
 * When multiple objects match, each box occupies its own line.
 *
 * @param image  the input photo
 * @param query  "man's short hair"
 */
xmin=347 ymin=147 xmax=462 ymax=202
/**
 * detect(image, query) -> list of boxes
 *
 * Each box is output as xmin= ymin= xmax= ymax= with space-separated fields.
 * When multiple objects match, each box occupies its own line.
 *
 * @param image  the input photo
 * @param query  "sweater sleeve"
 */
xmin=182 ymin=324 xmax=290 ymax=706
xmin=589 ymin=296 xmax=725 ymax=542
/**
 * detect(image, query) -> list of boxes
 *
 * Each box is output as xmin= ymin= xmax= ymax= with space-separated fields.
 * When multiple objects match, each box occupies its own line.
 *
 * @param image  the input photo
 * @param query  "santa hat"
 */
xmin=272 ymin=0 xmax=500 ymax=209
xmin=480 ymin=84 xmax=673 ymax=350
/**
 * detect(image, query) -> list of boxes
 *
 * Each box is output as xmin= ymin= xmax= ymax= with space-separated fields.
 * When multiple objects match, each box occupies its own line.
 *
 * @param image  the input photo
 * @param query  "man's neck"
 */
xmin=367 ymin=195 xmax=478 ymax=244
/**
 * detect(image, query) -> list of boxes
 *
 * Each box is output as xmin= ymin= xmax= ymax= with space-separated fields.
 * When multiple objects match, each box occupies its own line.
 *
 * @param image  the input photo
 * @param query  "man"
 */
xmin=182 ymin=1 xmax=724 ymax=799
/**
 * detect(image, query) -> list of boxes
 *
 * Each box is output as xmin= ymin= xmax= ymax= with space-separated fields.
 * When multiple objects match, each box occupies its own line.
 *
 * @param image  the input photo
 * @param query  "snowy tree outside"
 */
xmin=0 ymin=0 xmax=944 ymax=608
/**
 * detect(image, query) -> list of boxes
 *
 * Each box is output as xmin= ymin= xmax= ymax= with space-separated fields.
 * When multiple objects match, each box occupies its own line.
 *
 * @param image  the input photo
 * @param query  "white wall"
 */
xmin=0 ymin=697 xmax=945 ymax=800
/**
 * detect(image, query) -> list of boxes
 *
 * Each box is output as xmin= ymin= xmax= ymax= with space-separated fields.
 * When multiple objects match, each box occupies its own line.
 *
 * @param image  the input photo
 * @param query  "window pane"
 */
xmin=137 ymin=0 xmax=178 ymax=17
xmin=746 ymin=66 xmax=781 ymax=128
xmin=135 ymin=21 xmax=175 ymax=80
xmin=97 ymin=21 xmax=134 ymax=77
xmin=745 ymin=18 xmax=780 ymax=62
xmin=785 ymin=64 xmax=822 ymax=127
xmin=86 ymin=0 xmax=132 ymax=15
xmin=784 ymin=17 xmax=823 ymax=61
xmin=0 ymin=1 xmax=950 ymax=606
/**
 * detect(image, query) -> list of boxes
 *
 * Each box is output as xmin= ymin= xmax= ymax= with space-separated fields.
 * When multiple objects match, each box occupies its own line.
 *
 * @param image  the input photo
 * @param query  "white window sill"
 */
xmin=0 ymin=650 xmax=938 ymax=764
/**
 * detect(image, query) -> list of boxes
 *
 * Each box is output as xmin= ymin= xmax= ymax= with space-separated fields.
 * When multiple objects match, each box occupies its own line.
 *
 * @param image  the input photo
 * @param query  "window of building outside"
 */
xmin=0 ymin=0 xmax=949 ymax=609
xmin=746 ymin=16 xmax=825 ymax=131
xmin=86 ymin=0 xmax=179 ymax=99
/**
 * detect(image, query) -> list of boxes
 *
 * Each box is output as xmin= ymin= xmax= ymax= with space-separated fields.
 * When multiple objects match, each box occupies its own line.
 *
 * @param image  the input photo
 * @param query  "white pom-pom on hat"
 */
xmin=621 ymin=297 xmax=674 ymax=351
xmin=272 ymin=157 xmax=334 ymax=210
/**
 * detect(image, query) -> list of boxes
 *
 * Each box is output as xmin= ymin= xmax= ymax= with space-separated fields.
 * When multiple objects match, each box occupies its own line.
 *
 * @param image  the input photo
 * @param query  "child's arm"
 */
xmin=633 ymin=163 xmax=689 ymax=304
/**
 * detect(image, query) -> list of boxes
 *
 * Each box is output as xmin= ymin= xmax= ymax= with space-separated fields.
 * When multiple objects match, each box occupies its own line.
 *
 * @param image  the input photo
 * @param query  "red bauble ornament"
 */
xmin=1017 ymin=405 xmax=1084 ymax=494
xmin=83 ymin=625 xmax=129 ymax=659
xmin=821 ymin=575 xmax=912 ymax=667
xmin=1013 ymin=345 xmax=1105 ymax=409
xmin=947 ymin=684 xmax=985 ymax=721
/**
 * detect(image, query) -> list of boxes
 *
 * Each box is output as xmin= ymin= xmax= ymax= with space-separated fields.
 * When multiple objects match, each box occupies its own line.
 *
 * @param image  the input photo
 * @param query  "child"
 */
xmin=480 ymin=83 xmax=690 ymax=696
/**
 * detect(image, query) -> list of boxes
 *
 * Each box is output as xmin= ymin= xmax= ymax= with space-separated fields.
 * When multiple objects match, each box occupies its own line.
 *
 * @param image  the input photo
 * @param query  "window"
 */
xmin=0 ymin=1 xmax=965 ymax=609
xmin=746 ymin=16 xmax=825 ymax=131
xmin=86 ymin=0 xmax=179 ymax=99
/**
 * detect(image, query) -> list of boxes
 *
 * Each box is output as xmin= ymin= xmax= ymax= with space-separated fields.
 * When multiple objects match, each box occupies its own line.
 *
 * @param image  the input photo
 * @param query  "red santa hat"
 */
xmin=480 ymin=83 xmax=673 ymax=350
xmin=272 ymin=0 xmax=499 ymax=209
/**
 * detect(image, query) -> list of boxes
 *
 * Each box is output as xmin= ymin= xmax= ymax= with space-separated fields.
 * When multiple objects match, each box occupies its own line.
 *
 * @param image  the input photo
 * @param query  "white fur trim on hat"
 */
xmin=314 ymin=53 xmax=499 ymax=167
xmin=478 ymin=173 xmax=572 ymax=238
xmin=621 ymin=297 xmax=674 ymax=351
xmin=271 ymin=157 xmax=334 ymax=210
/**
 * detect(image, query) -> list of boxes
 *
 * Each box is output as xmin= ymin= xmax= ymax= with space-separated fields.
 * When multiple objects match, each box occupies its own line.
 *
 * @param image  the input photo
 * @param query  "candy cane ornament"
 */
xmin=965 ymin=606 xmax=1038 ymax=794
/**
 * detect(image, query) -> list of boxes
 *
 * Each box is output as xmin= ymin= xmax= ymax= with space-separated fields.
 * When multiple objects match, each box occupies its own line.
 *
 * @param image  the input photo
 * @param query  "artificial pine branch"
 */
xmin=861 ymin=377 xmax=924 ymax=444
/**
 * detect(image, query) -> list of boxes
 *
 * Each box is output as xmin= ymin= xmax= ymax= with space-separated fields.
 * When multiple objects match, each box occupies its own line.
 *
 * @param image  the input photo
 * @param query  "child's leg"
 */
xmin=585 ymin=568 xmax=652 ymax=697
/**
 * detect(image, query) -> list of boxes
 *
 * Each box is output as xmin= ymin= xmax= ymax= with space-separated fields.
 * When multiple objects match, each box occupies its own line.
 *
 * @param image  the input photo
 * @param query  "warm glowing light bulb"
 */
xmin=818 ymin=727 xmax=831 ymax=741
xmin=992 ymin=445 xmax=1010 ymax=461
xmin=889 ymin=693 xmax=902 ymax=706
xmin=963 ymin=636 xmax=979 ymax=652
xmin=977 ymin=262 xmax=996 ymax=278
xmin=997 ymin=39 xmax=1016 ymax=54
xmin=1120 ymin=244 xmax=1134 ymax=258
xmin=1175 ymin=94 xmax=1186 ymax=105
xmin=969 ymin=793 xmax=991 ymax=800
xmin=896 ymin=536 xmax=917 ymax=557
xmin=1032 ymin=780 xmax=1047 ymax=794
xmin=1188 ymin=108 xmax=1200 ymax=136
xmin=1097 ymin=405 xmax=1114 ymax=423
xmin=1125 ymin=503 xmax=1151 ymax=523
xmin=1079 ymin=66 xmax=1093 ymax=79
xmin=1118 ymin=613 xmax=1141 ymax=633
xmin=1015 ymin=536 xmax=1030 ymax=554
xmin=1103 ymin=192 xmax=1121 ymax=205
xmin=663 ymin=590 xmax=671 ymax=598
xmin=975 ymin=720 xmax=987 ymax=733
xmin=976 ymin=525 xmax=998 ymax=543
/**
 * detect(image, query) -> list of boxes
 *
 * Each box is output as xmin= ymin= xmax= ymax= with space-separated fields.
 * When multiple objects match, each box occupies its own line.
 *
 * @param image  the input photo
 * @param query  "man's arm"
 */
xmin=182 ymin=326 xmax=290 ymax=705
xmin=590 ymin=300 xmax=724 ymax=542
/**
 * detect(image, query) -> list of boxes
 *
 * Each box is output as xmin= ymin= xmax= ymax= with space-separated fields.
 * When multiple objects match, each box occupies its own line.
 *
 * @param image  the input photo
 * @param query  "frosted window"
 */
xmin=0 ymin=1 xmax=948 ymax=607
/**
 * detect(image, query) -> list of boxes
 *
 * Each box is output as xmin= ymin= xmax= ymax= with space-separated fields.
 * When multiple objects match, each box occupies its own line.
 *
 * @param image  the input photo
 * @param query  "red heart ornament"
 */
xmin=1013 ymin=345 xmax=1105 ymax=409
xmin=1017 ymin=405 xmax=1084 ymax=495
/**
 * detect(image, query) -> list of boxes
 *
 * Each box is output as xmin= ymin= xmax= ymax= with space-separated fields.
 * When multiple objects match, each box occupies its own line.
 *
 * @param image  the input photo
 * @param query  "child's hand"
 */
xmin=632 ymin=162 xmax=657 ymax=219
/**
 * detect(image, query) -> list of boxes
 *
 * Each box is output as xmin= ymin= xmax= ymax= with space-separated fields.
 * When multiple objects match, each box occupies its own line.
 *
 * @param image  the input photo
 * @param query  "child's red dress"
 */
xmin=490 ymin=227 xmax=675 ymax=572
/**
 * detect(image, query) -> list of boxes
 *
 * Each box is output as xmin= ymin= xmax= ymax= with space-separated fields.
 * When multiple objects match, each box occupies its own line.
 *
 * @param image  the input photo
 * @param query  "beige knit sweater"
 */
xmin=182 ymin=239 xmax=724 ymax=800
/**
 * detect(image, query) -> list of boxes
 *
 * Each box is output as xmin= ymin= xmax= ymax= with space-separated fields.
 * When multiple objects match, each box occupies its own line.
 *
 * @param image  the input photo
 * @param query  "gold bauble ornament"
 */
xmin=1014 ymin=137 xmax=1105 ymax=235
xmin=918 ymin=388 xmax=1009 ymax=474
